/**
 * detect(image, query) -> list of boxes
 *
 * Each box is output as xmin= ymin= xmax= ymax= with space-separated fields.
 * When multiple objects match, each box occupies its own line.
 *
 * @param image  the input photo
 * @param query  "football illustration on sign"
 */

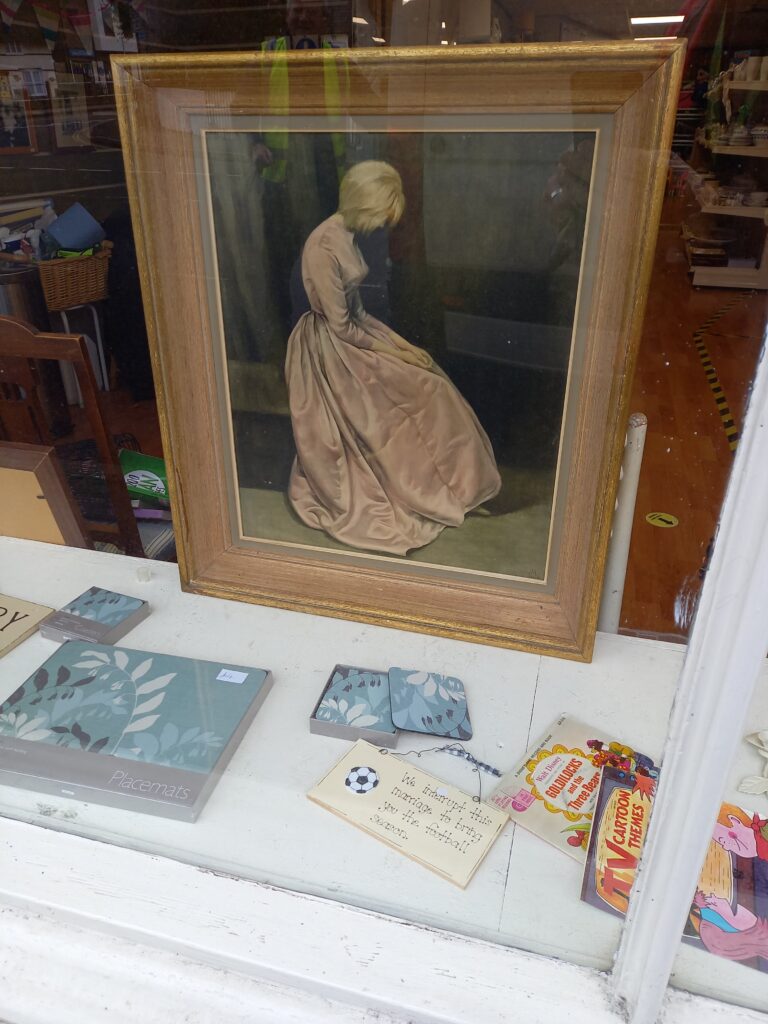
xmin=345 ymin=766 xmax=379 ymax=794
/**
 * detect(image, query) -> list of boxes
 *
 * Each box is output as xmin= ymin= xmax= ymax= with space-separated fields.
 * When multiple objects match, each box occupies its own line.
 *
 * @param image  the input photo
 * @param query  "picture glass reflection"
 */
xmin=204 ymin=128 xmax=596 ymax=582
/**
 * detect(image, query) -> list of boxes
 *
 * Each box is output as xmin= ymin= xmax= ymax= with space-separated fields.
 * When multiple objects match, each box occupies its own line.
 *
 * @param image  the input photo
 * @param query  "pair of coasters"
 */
xmin=310 ymin=664 xmax=472 ymax=746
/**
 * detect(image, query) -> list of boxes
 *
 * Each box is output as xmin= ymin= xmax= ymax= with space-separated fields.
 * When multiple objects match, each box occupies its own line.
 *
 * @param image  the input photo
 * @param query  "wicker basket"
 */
xmin=37 ymin=247 xmax=111 ymax=312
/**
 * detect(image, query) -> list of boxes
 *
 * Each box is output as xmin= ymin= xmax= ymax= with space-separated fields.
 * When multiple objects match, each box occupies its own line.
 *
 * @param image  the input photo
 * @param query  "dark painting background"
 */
xmin=206 ymin=128 xmax=594 ymax=576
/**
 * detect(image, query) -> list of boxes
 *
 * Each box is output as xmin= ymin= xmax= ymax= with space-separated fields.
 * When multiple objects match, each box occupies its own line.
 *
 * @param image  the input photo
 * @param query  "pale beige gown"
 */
xmin=285 ymin=213 xmax=501 ymax=555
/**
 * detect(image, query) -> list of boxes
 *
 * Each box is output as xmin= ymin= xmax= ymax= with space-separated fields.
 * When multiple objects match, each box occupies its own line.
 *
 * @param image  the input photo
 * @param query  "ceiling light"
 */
xmin=630 ymin=15 xmax=684 ymax=24
xmin=372 ymin=36 xmax=385 ymax=42
xmin=441 ymin=21 xmax=446 ymax=28
xmin=634 ymin=35 xmax=679 ymax=40
xmin=440 ymin=39 xmax=448 ymax=44
xmin=352 ymin=16 xmax=368 ymax=25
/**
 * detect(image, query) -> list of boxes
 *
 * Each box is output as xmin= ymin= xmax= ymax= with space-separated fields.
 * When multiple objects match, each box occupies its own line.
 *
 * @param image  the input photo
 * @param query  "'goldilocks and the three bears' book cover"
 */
xmin=0 ymin=641 xmax=272 ymax=820
xmin=488 ymin=714 xmax=658 ymax=860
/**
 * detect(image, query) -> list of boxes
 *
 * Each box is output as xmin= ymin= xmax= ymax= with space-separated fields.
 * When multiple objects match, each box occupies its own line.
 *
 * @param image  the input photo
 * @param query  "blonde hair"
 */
xmin=338 ymin=161 xmax=405 ymax=234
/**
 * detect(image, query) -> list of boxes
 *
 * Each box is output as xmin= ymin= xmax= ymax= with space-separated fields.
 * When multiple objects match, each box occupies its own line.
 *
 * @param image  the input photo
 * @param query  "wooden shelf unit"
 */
xmin=688 ymin=196 xmax=768 ymax=288
xmin=707 ymin=143 xmax=768 ymax=157
xmin=697 ymin=202 xmax=768 ymax=219
xmin=692 ymin=81 xmax=768 ymax=288
xmin=727 ymin=80 xmax=768 ymax=91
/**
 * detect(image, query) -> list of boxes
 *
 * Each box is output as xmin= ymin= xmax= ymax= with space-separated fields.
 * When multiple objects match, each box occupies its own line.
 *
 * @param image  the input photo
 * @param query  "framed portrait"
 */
xmin=113 ymin=42 xmax=684 ymax=660
xmin=48 ymin=74 xmax=92 ymax=151
xmin=0 ymin=73 xmax=36 ymax=155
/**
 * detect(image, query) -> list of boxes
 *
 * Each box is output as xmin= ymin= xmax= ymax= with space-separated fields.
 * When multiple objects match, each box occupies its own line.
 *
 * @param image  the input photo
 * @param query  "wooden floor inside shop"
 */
xmin=620 ymin=197 xmax=767 ymax=639
xmin=73 ymin=199 xmax=766 ymax=642
xmin=68 ymin=386 xmax=164 ymax=459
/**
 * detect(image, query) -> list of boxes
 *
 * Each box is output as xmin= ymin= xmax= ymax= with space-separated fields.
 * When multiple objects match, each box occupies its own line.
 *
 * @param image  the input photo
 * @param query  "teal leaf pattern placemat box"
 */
xmin=0 ymin=641 xmax=270 ymax=773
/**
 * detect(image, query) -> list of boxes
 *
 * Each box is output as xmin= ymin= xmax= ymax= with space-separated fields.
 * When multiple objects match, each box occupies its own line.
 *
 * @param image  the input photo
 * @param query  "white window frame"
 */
xmin=613 ymin=337 xmax=768 ymax=1020
xmin=0 ymin=362 xmax=766 ymax=1022
xmin=0 ymin=1 xmax=766 ymax=1012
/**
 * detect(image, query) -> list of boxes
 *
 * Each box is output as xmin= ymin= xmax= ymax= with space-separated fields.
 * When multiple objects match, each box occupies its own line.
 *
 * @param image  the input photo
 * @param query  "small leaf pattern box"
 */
xmin=40 ymin=587 xmax=149 ymax=644
xmin=388 ymin=669 xmax=472 ymax=740
xmin=63 ymin=588 xmax=144 ymax=626
xmin=311 ymin=665 xmax=397 ymax=746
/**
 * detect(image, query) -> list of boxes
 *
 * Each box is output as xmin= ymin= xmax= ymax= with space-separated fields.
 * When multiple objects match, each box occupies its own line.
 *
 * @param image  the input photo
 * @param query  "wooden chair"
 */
xmin=0 ymin=314 xmax=143 ymax=557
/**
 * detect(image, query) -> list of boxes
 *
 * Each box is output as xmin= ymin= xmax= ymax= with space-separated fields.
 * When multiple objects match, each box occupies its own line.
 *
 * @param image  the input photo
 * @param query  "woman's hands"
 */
xmin=392 ymin=346 xmax=432 ymax=368
xmin=387 ymin=331 xmax=433 ymax=369
xmin=369 ymin=334 xmax=433 ymax=369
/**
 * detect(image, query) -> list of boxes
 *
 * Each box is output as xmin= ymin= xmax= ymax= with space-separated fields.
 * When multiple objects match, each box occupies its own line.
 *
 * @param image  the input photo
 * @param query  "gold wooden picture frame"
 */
xmin=113 ymin=42 xmax=684 ymax=661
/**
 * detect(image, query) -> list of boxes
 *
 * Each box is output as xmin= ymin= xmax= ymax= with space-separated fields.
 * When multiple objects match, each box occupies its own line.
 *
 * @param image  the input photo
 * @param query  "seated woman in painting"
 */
xmin=285 ymin=160 xmax=501 ymax=556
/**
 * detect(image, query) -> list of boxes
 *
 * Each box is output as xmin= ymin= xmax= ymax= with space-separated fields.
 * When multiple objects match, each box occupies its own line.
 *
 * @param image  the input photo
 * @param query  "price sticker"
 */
xmin=216 ymin=669 xmax=248 ymax=684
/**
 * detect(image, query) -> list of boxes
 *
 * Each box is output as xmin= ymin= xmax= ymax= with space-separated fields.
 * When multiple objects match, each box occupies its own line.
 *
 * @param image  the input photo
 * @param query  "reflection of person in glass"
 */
xmin=285 ymin=161 xmax=501 ymax=556
xmin=253 ymin=0 xmax=346 ymax=338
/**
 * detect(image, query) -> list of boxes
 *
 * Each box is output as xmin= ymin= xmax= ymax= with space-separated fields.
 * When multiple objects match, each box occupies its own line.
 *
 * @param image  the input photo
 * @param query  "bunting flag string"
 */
xmin=31 ymin=0 xmax=61 ymax=51
xmin=0 ymin=0 xmax=25 ymax=30
xmin=66 ymin=0 xmax=94 ymax=52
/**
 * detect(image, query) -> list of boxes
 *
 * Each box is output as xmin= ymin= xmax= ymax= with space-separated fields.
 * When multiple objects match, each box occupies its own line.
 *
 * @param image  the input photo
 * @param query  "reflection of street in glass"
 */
xmin=0 ymin=98 xmax=31 ymax=150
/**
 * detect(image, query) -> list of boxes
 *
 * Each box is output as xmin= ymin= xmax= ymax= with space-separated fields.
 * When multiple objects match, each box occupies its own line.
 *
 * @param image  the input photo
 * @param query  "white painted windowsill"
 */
xmin=0 ymin=537 xmax=765 ymax=1023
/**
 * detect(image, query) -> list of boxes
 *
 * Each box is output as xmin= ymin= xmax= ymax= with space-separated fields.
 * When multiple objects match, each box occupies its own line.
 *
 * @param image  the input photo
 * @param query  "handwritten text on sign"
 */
xmin=308 ymin=740 xmax=507 ymax=887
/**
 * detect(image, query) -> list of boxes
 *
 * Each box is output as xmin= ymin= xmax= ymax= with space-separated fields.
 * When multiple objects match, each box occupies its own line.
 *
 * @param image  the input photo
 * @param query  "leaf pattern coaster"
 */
xmin=310 ymin=665 xmax=397 ymax=748
xmin=388 ymin=669 xmax=472 ymax=741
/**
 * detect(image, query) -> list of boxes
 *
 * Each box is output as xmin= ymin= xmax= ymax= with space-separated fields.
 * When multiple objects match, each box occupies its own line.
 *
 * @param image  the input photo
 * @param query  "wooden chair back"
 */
xmin=0 ymin=315 xmax=143 ymax=557
xmin=0 ymin=347 xmax=53 ymax=445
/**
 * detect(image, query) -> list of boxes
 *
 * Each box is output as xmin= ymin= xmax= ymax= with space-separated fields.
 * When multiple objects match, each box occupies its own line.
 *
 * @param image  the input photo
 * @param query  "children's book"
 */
xmin=488 ymin=714 xmax=658 ymax=860
xmin=0 ymin=595 xmax=53 ymax=658
xmin=0 ymin=641 xmax=273 ymax=821
xmin=582 ymin=771 xmax=768 ymax=976
xmin=685 ymin=804 xmax=768 ymax=974
xmin=580 ymin=765 xmax=657 ymax=917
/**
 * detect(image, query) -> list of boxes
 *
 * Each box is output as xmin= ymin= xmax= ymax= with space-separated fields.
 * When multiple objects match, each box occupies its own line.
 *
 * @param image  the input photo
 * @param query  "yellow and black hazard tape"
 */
xmin=692 ymin=297 xmax=743 ymax=453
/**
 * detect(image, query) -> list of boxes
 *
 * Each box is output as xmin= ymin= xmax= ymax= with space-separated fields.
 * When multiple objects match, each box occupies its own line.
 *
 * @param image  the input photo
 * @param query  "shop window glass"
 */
xmin=0 ymin=1 xmax=766 ymax=1013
